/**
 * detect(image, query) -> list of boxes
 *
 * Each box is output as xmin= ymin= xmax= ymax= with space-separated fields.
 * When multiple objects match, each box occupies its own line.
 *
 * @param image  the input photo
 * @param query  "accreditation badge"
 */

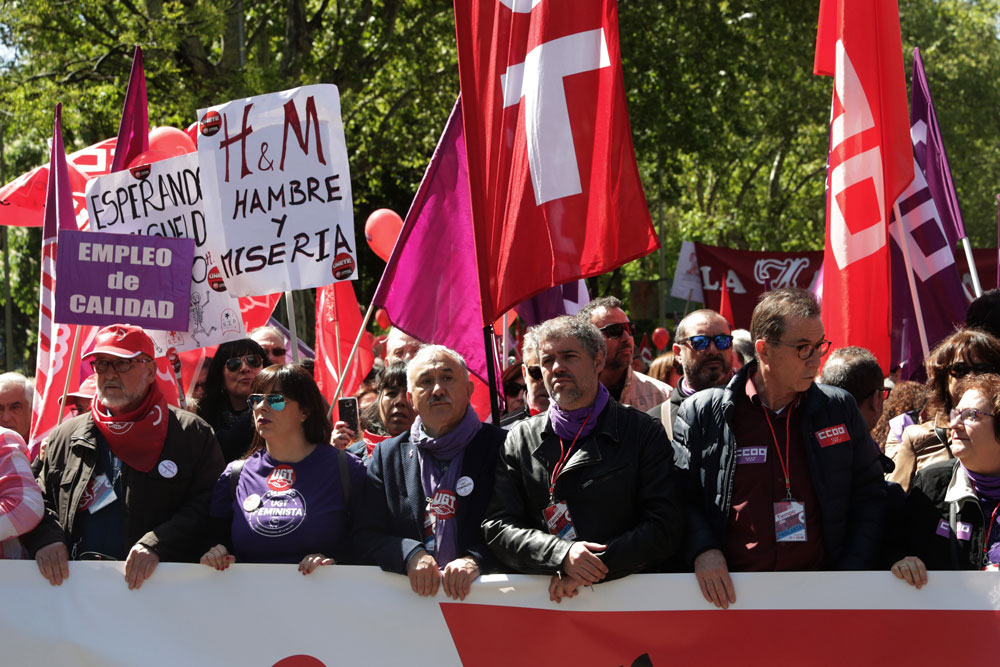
xmin=543 ymin=501 xmax=578 ymax=540
xmin=773 ymin=499 xmax=807 ymax=542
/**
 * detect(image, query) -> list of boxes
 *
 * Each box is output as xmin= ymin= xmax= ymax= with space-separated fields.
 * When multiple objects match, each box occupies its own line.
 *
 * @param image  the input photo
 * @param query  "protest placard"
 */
xmin=84 ymin=152 xmax=248 ymax=354
xmin=196 ymin=84 xmax=357 ymax=296
xmin=54 ymin=229 xmax=193 ymax=332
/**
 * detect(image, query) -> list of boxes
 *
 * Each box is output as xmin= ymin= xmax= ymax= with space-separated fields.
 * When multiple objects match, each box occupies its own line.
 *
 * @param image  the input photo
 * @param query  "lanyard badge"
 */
xmin=759 ymin=395 xmax=808 ymax=543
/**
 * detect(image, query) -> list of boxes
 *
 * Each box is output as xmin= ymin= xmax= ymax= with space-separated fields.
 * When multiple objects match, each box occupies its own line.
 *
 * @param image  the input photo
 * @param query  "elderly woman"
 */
xmin=201 ymin=364 xmax=364 ymax=573
xmin=891 ymin=373 xmax=1000 ymax=586
xmin=885 ymin=329 xmax=1000 ymax=492
xmin=196 ymin=339 xmax=267 ymax=462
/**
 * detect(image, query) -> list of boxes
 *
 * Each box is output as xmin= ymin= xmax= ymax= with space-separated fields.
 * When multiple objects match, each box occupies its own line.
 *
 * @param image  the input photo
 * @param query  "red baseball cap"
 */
xmin=82 ymin=324 xmax=156 ymax=360
xmin=68 ymin=374 xmax=98 ymax=399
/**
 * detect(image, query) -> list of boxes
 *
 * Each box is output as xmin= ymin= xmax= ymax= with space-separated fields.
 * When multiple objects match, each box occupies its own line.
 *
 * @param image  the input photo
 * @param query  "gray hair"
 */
xmin=533 ymin=315 xmax=606 ymax=361
xmin=407 ymin=345 xmax=470 ymax=387
xmin=577 ymin=296 xmax=624 ymax=322
xmin=522 ymin=326 xmax=539 ymax=362
xmin=732 ymin=328 xmax=755 ymax=365
xmin=0 ymin=372 xmax=33 ymax=410
xmin=821 ymin=346 xmax=884 ymax=403
xmin=249 ymin=325 xmax=287 ymax=345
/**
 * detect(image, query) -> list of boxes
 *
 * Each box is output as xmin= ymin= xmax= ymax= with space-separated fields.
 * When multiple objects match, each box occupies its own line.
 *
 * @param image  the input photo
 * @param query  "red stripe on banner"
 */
xmin=441 ymin=605 xmax=1000 ymax=665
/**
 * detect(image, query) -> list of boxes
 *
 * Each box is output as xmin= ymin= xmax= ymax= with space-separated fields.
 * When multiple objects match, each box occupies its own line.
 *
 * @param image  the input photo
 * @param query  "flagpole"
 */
xmin=683 ymin=289 xmax=693 ymax=317
xmin=334 ymin=320 xmax=342 ymax=378
xmin=894 ymin=202 xmax=931 ymax=359
xmin=501 ymin=312 xmax=508 ymax=368
xmin=959 ymin=237 xmax=983 ymax=298
xmin=284 ymin=290 xmax=300 ymax=363
xmin=483 ymin=324 xmax=501 ymax=424
xmin=328 ymin=301 xmax=376 ymax=417
xmin=55 ymin=325 xmax=82 ymax=427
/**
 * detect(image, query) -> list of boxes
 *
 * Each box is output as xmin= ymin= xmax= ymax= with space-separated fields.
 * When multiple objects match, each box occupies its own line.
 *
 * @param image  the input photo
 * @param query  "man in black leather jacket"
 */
xmin=483 ymin=316 xmax=685 ymax=602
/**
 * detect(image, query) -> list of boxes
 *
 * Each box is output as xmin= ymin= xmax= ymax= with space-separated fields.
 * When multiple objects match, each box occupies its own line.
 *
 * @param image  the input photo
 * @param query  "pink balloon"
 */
xmin=365 ymin=209 xmax=403 ymax=262
xmin=148 ymin=126 xmax=196 ymax=157
xmin=127 ymin=149 xmax=172 ymax=168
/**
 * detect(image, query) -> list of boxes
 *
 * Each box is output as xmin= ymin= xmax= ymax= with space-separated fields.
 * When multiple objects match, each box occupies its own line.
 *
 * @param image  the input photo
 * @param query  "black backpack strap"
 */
xmin=335 ymin=448 xmax=351 ymax=505
xmin=228 ymin=458 xmax=246 ymax=501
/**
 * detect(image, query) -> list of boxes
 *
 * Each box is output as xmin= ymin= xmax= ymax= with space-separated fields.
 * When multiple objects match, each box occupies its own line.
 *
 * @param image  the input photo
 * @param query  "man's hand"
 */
xmin=200 ymin=544 xmax=236 ymax=571
xmin=124 ymin=543 xmax=160 ymax=590
xmin=331 ymin=421 xmax=357 ymax=450
xmin=694 ymin=548 xmax=735 ymax=609
xmin=441 ymin=556 xmax=480 ymax=601
xmin=406 ymin=549 xmax=440 ymax=597
xmin=548 ymin=574 xmax=583 ymax=604
xmin=561 ymin=541 xmax=608 ymax=584
xmin=298 ymin=554 xmax=335 ymax=575
xmin=35 ymin=542 xmax=69 ymax=586
xmin=891 ymin=556 xmax=928 ymax=589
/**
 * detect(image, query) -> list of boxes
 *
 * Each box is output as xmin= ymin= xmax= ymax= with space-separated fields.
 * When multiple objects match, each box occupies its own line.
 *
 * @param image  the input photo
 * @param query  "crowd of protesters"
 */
xmin=1 ymin=286 xmax=999 ymax=602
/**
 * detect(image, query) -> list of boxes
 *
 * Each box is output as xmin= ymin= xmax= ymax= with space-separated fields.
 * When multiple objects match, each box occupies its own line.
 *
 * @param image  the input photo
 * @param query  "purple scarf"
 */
xmin=961 ymin=463 xmax=1000 ymax=502
xmin=548 ymin=382 xmax=610 ymax=440
xmin=410 ymin=405 xmax=482 ymax=566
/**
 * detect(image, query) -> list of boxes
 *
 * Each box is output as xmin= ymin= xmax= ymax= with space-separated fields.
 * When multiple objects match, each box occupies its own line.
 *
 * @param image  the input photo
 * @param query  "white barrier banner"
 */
xmin=0 ymin=563 xmax=997 ymax=665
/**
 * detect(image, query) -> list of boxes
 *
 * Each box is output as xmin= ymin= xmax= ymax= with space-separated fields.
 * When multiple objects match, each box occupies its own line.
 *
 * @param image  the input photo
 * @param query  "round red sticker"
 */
xmin=332 ymin=253 xmax=355 ymax=280
xmin=200 ymin=110 xmax=221 ymax=137
xmin=207 ymin=266 xmax=227 ymax=292
xmin=429 ymin=489 xmax=457 ymax=520
xmin=267 ymin=465 xmax=296 ymax=492
xmin=129 ymin=164 xmax=151 ymax=180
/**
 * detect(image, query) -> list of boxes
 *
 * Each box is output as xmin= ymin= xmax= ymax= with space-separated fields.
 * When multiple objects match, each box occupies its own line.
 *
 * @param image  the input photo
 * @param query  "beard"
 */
xmin=685 ymin=354 xmax=732 ymax=391
xmin=97 ymin=384 xmax=148 ymax=411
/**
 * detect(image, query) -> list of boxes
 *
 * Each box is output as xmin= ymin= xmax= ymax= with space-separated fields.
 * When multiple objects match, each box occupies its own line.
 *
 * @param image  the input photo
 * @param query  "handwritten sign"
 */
xmin=196 ymin=84 xmax=357 ymax=296
xmin=54 ymin=230 xmax=194 ymax=331
xmin=84 ymin=152 xmax=247 ymax=354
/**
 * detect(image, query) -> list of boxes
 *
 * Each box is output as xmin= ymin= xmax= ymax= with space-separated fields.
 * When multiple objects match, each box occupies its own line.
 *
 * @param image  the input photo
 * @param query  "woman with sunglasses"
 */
xmin=201 ymin=364 xmax=365 ymax=572
xmin=891 ymin=373 xmax=1000 ymax=586
xmin=196 ymin=339 xmax=267 ymax=462
xmin=885 ymin=329 xmax=1000 ymax=492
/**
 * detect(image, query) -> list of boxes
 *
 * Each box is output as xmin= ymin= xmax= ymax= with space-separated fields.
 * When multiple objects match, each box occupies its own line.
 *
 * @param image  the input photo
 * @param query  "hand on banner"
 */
xmin=694 ymin=548 xmax=736 ymax=609
xmin=406 ymin=549 xmax=440 ymax=597
xmin=200 ymin=544 xmax=236 ymax=571
xmin=548 ymin=573 xmax=583 ymax=604
xmin=441 ymin=556 xmax=480 ymax=601
xmin=891 ymin=556 xmax=928 ymax=589
xmin=125 ymin=543 xmax=160 ymax=590
xmin=35 ymin=542 xmax=70 ymax=586
xmin=298 ymin=554 xmax=335 ymax=575
xmin=331 ymin=422 xmax=356 ymax=450
xmin=561 ymin=541 xmax=608 ymax=585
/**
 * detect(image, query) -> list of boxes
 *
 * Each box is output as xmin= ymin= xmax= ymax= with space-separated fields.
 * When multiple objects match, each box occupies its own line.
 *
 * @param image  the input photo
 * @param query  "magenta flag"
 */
xmin=109 ymin=46 xmax=148 ymax=173
xmin=371 ymin=97 xmax=488 ymax=382
xmin=996 ymin=195 xmax=999 ymax=288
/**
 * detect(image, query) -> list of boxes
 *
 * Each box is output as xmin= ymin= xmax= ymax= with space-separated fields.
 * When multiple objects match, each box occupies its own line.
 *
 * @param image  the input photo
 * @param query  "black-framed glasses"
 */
xmin=681 ymin=334 xmax=734 ymax=352
xmin=90 ymin=358 xmax=154 ymax=374
xmin=265 ymin=347 xmax=287 ymax=358
xmin=599 ymin=321 xmax=635 ymax=339
xmin=504 ymin=382 xmax=527 ymax=397
xmin=248 ymin=394 xmax=286 ymax=411
xmin=225 ymin=355 xmax=264 ymax=372
xmin=524 ymin=364 xmax=542 ymax=381
xmin=769 ymin=339 xmax=832 ymax=360
xmin=948 ymin=362 xmax=993 ymax=379
xmin=949 ymin=407 xmax=994 ymax=425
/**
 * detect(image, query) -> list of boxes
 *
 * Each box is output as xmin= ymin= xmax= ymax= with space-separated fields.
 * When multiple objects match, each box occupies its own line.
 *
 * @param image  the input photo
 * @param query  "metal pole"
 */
xmin=894 ymin=202 xmax=931 ymax=359
xmin=658 ymin=201 xmax=666 ymax=326
xmin=960 ymin=236 xmax=983 ymax=298
xmin=483 ymin=324 xmax=501 ymax=424
xmin=0 ymin=121 xmax=11 ymax=371
xmin=327 ymin=301 xmax=376 ymax=418
xmin=284 ymin=291 xmax=300 ymax=363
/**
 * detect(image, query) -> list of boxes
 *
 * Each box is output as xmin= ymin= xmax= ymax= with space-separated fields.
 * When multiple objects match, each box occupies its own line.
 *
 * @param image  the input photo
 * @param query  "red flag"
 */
xmin=109 ymin=46 xmax=149 ymax=172
xmin=315 ymin=282 xmax=374 ymax=406
xmin=638 ymin=333 xmax=653 ymax=367
xmin=719 ymin=280 xmax=735 ymax=329
xmin=454 ymin=0 xmax=659 ymax=325
xmin=814 ymin=0 xmax=913 ymax=372
xmin=239 ymin=294 xmax=282 ymax=332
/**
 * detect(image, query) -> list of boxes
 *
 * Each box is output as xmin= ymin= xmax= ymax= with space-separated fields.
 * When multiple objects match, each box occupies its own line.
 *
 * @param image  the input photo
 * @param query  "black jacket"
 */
xmin=673 ymin=362 xmax=887 ymax=569
xmin=355 ymin=423 xmax=505 ymax=574
xmin=482 ymin=399 xmax=686 ymax=579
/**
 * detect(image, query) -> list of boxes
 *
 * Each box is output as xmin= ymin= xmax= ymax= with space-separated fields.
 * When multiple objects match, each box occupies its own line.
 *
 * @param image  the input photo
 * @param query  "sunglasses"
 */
xmin=504 ymin=382 xmax=527 ymax=396
xmin=948 ymin=362 xmax=993 ymax=379
xmin=225 ymin=355 xmax=264 ymax=372
xmin=265 ymin=347 xmax=287 ymax=358
xmin=681 ymin=334 xmax=734 ymax=352
xmin=524 ymin=364 xmax=543 ymax=381
xmin=599 ymin=321 xmax=635 ymax=339
xmin=247 ymin=394 xmax=286 ymax=411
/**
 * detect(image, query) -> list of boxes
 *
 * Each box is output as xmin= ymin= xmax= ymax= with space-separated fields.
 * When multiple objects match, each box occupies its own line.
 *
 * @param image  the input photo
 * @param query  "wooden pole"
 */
xmin=284 ymin=291 xmax=300 ymax=363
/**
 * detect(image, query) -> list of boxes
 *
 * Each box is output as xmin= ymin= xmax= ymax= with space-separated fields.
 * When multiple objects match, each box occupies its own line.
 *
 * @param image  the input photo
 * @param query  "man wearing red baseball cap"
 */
xmin=22 ymin=324 xmax=225 ymax=590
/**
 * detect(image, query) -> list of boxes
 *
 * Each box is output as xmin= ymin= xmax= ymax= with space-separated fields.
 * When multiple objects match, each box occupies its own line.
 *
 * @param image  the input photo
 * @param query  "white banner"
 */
xmin=197 ymin=84 xmax=357 ymax=296
xmin=670 ymin=240 xmax=705 ymax=302
xmin=84 ymin=152 xmax=246 ymax=353
xmin=0 ymin=563 xmax=996 ymax=665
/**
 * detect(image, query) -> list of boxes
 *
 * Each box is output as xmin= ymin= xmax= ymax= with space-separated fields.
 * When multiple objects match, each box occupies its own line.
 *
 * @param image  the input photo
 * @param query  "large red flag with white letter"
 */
xmin=814 ymin=0 xmax=913 ymax=372
xmin=454 ymin=0 xmax=658 ymax=325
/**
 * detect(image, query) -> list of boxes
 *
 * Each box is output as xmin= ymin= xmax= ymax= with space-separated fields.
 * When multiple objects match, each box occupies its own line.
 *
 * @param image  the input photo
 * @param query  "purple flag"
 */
xmin=371 ymin=97 xmax=489 ymax=382
xmin=109 ymin=46 xmax=148 ymax=173
xmin=996 ymin=195 xmax=999 ymax=288
xmin=515 ymin=280 xmax=590 ymax=328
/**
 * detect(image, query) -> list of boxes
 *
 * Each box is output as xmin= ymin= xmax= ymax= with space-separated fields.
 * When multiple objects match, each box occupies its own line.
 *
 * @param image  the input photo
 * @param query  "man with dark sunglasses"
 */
xmin=23 ymin=324 xmax=224 ymax=591
xmin=578 ymin=296 xmax=669 ymax=412
xmin=250 ymin=326 xmax=288 ymax=366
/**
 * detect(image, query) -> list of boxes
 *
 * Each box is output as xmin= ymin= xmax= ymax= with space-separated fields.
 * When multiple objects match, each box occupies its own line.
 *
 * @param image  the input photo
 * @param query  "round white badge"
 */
xmin=243 ymin=494 xmax=262 ymax=512
xmin=157 ymin=460 xmax=178 ymax=479
xmin=456 ymin=476 xmax=475 ymax=497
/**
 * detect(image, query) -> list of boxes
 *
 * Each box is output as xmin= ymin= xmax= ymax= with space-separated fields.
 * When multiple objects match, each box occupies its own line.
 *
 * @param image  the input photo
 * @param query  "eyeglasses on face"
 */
xmin=599 ymin=322 xmax=635 ymax=339
xmin=769 ymin=339 xmax=832 ymax=360
xmin=247 ymin=394 xmax=286 ymax=411
xmin=681 ymin=334 xmax=734 ymax=352
xmin=524 ymin=364 xmax=543 ymax=381
xmin=225 ymin=355 xmax=264 ymax=372
xmin=948 ymin=362 xmax=993 ymax=379
xmin=504 ymin=382 xmax=527 ymax=397
xmin=265 ymin=347 xmax=287 ymax=358
xmin=90 ymin=358 xmax=154 ymax=374
xmin=949 ymin=407 xmax=994 ymax=425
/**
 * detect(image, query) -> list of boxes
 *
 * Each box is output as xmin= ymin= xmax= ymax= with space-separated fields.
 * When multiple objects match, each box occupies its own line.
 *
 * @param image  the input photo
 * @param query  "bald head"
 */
xmin=673 ymin=310 xmax=734 ymax=391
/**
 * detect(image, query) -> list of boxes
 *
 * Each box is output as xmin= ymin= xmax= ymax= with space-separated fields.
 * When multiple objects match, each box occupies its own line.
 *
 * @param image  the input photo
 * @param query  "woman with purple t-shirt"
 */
xmin=201 ymin=365 xmax=365 ymax=574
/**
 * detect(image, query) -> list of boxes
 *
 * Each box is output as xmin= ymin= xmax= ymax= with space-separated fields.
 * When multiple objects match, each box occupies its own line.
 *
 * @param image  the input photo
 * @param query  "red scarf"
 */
xmin=90 ymin=383 xmax=169 ymax=473
xmin=363 ymin=430 xmax=390 ymax=458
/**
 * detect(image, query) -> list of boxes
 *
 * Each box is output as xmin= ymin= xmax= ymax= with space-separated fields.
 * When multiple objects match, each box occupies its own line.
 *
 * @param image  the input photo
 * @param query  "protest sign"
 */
xmin=670 ymin=240 xmax=705 ymax=302
xmin=54 ymin=229 xmax=193 ymax=331
xmin=196 ymin=84 xmax=357 ymax=296
xmin=84 ymin=152 xmax=247 ymax=354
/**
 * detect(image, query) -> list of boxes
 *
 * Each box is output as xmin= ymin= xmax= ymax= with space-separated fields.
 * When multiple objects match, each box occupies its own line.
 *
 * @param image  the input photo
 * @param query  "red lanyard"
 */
xmin=761 ymin=401 xmax=794 ymax=500
xmin=549 ymin=411 xmax=592 ymax=498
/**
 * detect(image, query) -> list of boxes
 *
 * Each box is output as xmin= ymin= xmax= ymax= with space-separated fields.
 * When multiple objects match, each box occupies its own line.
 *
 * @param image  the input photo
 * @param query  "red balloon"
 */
xmin=148 ymin=126 xmax=196 ymax=157
xmin=127 ymin=149 xmax=172 ymax=168
xmin=652 ymin=327 xmax=670 ymax=351
xmin=184 ymin=121 xmax=199 ymax=148
xmin=375 ymin=308 xmax=391 ymax=330
xmin=365 ymin=209 xmax=403 ymax=262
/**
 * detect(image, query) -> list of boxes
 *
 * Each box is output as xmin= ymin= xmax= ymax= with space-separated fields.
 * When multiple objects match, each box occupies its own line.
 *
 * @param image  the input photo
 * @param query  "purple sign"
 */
xmin=54 ymin=229 xmax=194 ymax=331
